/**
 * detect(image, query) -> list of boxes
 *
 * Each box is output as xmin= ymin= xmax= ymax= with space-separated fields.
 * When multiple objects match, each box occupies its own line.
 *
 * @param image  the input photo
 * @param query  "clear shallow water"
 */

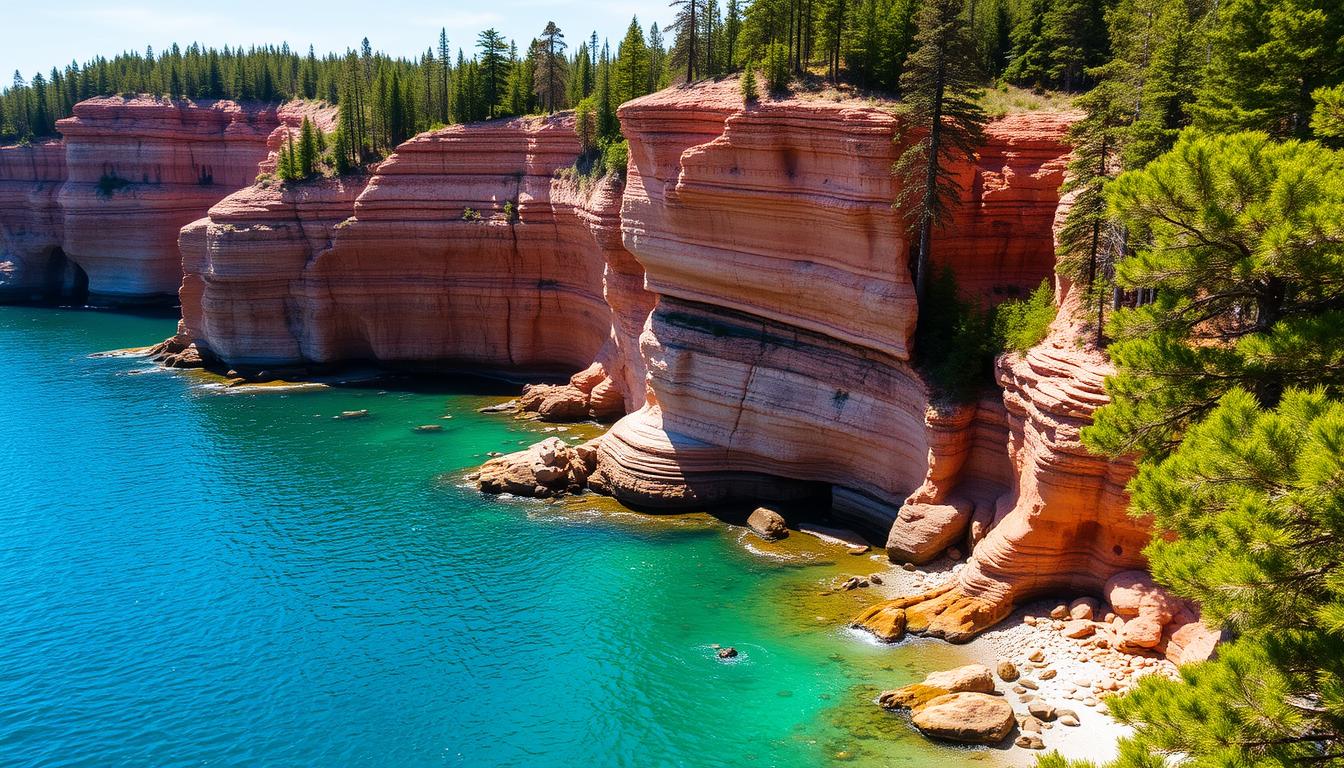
xmin=0 ymin=306 xmax=995 ymax=768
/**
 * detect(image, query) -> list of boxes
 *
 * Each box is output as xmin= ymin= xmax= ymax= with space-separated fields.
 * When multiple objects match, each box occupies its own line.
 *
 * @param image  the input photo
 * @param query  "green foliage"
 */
xmin=534 ymin=22 xmax=569 ymax=114
xmin=1003 ymin=0 xmax=1108 ymax=91
xmin=993 ymin=280 xmax=1055 ymax=354
xmin=614 ymin=17 xmax=651 ymax=106
xmin=893 ymin=0 xmax=987 ymax=310
xmin=916 ymin=268 xmax=998 ymax=400
xmin=476 ymin=29 xmax=510 ymax=119
xmin=1194 ymin=0 xmax=1344 ymax=139
xmin=503 ymin=200 xmax=519 ymax=223
xmin=461 ymin=207 xmax=481 ymax=221
xmin=764 ymin=43 xmax=791 ymax=93
xmin=1084 ymin=388 xmax=1344 ymax=768
xmin=1084 ymin=131 xmax=1344 ymax=459
xmin=602 ymin=138 xmax=629 ymax=177
xmin=741 ymin=63 xmax=759 ymax=103
xmin=276 ymin=133 xmax=300 ymax=182
xmin=1314 ymin=84 xmax=1344 ymax=142
xmin=297 ymin=117 xmax=318 ymax=179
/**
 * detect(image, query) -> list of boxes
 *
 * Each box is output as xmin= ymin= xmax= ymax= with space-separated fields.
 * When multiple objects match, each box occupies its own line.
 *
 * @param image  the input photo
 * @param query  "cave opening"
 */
xmin=43 ymin=248 xmax=89 ymax=305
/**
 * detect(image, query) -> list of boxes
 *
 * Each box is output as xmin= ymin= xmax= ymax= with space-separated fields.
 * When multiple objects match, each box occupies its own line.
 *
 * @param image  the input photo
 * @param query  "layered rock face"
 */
xmin=0 ymin=141 xmax=71 ymax=300
xmin=858 ymin=303 xmax=1146 ymax=642
xmin=591 ymin=84 xmax=1067 ymax=539
xmin=179 ymin=115 xmax=654 ymax=407
xmin=55 ymin=97 xmax=279 ymax=301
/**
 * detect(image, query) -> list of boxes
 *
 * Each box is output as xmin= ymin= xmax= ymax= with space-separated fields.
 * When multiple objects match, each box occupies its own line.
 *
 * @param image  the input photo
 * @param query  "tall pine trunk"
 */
xmin=916 ymin=58 xmax=947 ymax=309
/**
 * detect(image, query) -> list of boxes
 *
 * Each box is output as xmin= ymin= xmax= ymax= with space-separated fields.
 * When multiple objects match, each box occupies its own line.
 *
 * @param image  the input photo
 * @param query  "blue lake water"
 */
xmin=0 ymin=306 xmax=990 ymax=767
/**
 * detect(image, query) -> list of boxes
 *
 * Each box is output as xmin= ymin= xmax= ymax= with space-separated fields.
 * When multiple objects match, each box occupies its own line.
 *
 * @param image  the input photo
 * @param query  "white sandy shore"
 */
xmin=856 ymin=554 xmax=1179 ymax=764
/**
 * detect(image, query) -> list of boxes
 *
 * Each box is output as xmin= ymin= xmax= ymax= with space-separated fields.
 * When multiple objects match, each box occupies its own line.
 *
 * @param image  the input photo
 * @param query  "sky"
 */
xmin=4 ymin=0 xmax=673 ymax=80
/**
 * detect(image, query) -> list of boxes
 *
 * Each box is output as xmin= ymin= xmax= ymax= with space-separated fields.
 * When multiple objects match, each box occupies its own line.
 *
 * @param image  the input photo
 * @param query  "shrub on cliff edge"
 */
xmin=741 ymin=64 xmax=759 ymax=103
xmin=916 ymin=267 xmax=997 ymax=401
xmin=993 ymin=280 xmax=1055 ymax=354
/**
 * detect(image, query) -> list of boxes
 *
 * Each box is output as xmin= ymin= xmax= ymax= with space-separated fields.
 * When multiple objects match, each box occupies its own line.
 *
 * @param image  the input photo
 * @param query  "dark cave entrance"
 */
xmin=43 ymin=248 xmax=89 ymax=305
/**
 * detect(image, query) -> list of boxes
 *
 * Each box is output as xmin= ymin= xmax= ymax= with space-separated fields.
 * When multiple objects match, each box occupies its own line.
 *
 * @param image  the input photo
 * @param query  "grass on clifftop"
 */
xmin=981 ymin=84 xmax=1078 ymax=117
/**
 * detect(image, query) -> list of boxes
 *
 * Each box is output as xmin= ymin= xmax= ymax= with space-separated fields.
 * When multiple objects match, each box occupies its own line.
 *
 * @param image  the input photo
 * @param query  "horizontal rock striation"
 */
xmin=55 ymin=96 xmax=279 ymax=301
xmin=179 ymin=115 xmax=655 ymax=408
xmin=592 ymin=83 xmax=1063 ymax=537
xmin=0 ymin=141 xmax=71 ymax=300
xmin=862 ymin=310 xmax=1145 ymax=642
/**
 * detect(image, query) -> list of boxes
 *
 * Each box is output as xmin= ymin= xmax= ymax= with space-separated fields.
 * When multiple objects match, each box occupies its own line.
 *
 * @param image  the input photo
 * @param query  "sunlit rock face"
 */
xmin=593 ymin=82 xmax=1072 ymax=543
xmin=54 ymin=96 xmax=278 ymax=301
xmin=0 ymin=141 xmax=69 ymax=300
xmin=178 ymin=114 xmax=655 ymax=410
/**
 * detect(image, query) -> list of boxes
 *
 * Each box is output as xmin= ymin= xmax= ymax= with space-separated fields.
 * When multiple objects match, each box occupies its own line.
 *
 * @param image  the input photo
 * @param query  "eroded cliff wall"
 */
xmin=179 ymin=114 xmax=654 ymax=409
xmin=591 ymin=84 xmax=1069 ymax=542
xmin=54 ymin=97 xmax=278 ymax=301
xmin=0 ymin=141 xmax=69 ymax=300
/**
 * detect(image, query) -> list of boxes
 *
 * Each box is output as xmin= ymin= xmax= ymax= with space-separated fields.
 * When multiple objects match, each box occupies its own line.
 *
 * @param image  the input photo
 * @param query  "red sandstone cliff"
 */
xmin=590 ymin=83 xmax=1067 ymax=542
xmin=177 ymin=114 xmax=654 ymax=412
xmin=0 ymin=141 xmax=70 ymax=300
xmin=54 ymin=97 xmax=279 ymax=301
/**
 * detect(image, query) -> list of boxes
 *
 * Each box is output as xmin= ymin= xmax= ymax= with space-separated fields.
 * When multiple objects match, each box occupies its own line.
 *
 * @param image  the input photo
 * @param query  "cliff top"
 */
xmin=622 ymin=77 xmax=1082 ymax=137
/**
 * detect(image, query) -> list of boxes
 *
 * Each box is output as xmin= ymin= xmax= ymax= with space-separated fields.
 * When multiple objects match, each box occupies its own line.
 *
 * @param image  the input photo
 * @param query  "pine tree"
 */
xmin=1039 ymin=386 xmax=1344 ymax=768
xmin=892 ymin=0 xmax=987 ymax=311
xmin=535 ymin=22 xmax=568 ymax=113
xmin=820 ymin=0 xmax=848 ymax=83
xmin=277 ymin=132 xmax=299 ymax=181
xmin=1002 ymin=0 xmax=1050 ymax=88
xmin=1315 ymin=83 xmax=1344 ymax=140
xmin=1040 ymin=0 xmax=1109 ymax=91
xmin=1056 ymin=76 xmax=1128 ymax=343
xmin=648 ymin=23 xmax=668 ymax=91
xmin=1084 ymin=132 xmax=1344 ymax=460
xmin=297 ymin=116 xmax=318 ymax=178
xmin=477 ymin=29 xmax=510 ymax=118
xmin=741 ymin=61 xmax=759 ymax=102
xmin=670 ymin=0 xmax=699 ymax=82
xmin=1194 ymin=0 xmax=1344 ymax=138
xmin=438 ymin=29 xmax=451 ymax=124
xmin=596 ymin=41 xmax=618 ymax=140
xmin=615 ymin=17 xmax=651 ymax=105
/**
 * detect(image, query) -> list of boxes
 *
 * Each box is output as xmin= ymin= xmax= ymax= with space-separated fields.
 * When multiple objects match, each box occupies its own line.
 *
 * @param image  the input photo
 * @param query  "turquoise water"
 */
xmin=0 ymin=306 xmax=991 ymax=768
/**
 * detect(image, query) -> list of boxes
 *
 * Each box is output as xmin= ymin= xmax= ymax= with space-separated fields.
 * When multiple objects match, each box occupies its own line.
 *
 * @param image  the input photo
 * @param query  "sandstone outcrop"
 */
xmin=876 ymin=669 xmax=1019 ymax=746
xmin=910 ymin=693 xmax=1016 ymax=744
xmin=855 ymin=296 xmax=1144 ymax=642
xmin=177 ymin=114 xmax=654 ymax=410
xmin=516 ymin=362 xmax=626 ymax=422
xmin=55 ymin=96 xmax=280 ymax=301
xmin=0 ymin=141 xmax=71 ymax=300
xmin=591 ymin=82 xmax=1068 ymax=542
xmin=474 ymin=437 xmax=598 ymax=497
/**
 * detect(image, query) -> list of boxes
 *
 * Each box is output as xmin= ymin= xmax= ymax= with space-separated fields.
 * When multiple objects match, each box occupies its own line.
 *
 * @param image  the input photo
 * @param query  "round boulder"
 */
xmin=747 ymin=507 xmax=789 ymax=541
xmin=911 ymin=692 xmax=1016 ymax=744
